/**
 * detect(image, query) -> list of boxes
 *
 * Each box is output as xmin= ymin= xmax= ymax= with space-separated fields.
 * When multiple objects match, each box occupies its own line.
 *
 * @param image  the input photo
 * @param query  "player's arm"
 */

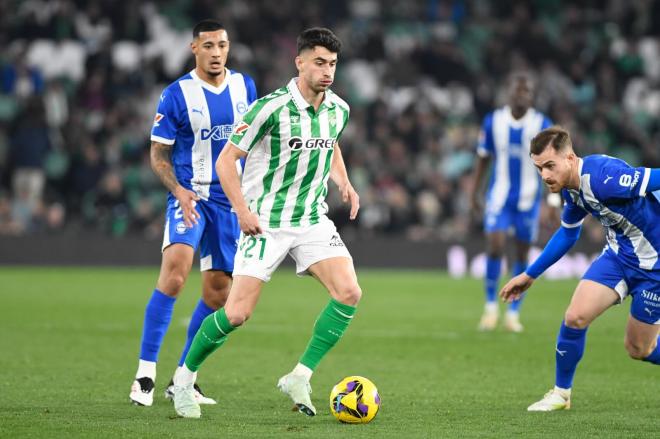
xmin=595 ymin=165 xmax=660 ymax=200
xmin=470 ymin=115 xmax=494 ymax=214
xmin=150 ymin=141 xmax=200 ymax=228
xmin=645 ymin=168 xmax=660 ymax=193
xmin=216 ymin=142 xmax=261 ymax=236
xmin=470 ymin=154 xmax=491 ymax=213
xmin=330 ymin=142 xmax=359 ymax=220
xmin=499 ymin=199 xmax=587 ymax=302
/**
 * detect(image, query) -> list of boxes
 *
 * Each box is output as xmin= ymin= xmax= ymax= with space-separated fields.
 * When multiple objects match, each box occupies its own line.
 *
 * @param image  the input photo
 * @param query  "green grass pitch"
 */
xmin=0 ymin=267 xmax=657 ymax=438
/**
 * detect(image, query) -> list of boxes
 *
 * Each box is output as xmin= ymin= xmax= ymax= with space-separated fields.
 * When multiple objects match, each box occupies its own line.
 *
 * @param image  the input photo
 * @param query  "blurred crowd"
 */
xmin=1 ymin=0 xmax=659 ymax=242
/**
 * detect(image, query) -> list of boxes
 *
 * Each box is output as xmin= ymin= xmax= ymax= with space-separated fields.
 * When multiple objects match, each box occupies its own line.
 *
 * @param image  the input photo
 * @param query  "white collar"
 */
xmin=577 ymin=157 xmax=584 ymax=190
xmin=286 ymin=78 xmax=334 ymax=112
xmin=190 ymin=68 xmax=230 ymax=94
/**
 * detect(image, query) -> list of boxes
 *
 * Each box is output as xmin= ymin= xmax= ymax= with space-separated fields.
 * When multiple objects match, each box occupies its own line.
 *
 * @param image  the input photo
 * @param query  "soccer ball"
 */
xmin=329 ymin=376 xmax=380 ymax=423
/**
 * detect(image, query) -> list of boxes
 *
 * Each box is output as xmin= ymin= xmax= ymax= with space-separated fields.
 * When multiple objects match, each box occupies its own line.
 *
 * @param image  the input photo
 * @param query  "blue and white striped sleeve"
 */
xmin=592 ymin=163 xmax=654 ymax=200
xmin=150 ymin=87 xmax=179 ymax=145
xmin=560 ymin=190 xmax=587 ymax=228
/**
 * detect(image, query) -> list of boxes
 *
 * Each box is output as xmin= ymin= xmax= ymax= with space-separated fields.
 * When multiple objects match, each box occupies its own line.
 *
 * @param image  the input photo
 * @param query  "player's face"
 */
xmin=191 ymin=29 xmax=230 ymax=77
xmin=296 ymin=46 xmax=337 ymax=94
xmin=508 ymin=78 xmax=533 ymax=112
xmin=531 ymin=146 xmax=577 ymax=193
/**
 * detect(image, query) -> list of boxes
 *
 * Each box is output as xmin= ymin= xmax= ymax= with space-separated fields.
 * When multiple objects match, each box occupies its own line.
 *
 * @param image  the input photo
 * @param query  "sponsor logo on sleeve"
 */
xmin=153 ymin=113 xmax=164 ymax=127
xmin=235 ymin=122 xmax=250 ymax=134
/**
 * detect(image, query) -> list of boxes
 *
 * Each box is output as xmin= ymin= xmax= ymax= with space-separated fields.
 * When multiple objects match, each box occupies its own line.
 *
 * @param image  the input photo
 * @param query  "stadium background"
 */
xmin=2 ymin=2 xmax=660 ymax=438
xmin=1 ymin=0 xmax=660 ymax=267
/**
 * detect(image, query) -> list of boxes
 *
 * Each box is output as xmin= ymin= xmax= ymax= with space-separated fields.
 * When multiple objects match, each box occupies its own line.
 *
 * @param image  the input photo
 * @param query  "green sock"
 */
xmin=184 ymin=308 xmax=235 ymax=372
xmin=299 ymin=299 xmax=357 ymax=371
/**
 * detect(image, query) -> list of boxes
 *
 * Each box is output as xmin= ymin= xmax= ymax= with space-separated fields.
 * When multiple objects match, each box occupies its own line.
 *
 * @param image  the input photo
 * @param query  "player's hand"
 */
xmin=174 ymin=186 xmax=201 ymax=228
xmin=237 ymin=209 xmax=262 ymax=236
xmin=339 ymin=182 xmax=360 ymax=220
xmin=499 ymin=273 xmax=535 ymax=303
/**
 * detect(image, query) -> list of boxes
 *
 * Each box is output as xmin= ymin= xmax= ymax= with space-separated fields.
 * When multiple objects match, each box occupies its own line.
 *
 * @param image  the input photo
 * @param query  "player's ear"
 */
xmin=566 ymin=150 xmax=577 ymax=165
xmin=295 ymin=55 xmax=303 ymax=71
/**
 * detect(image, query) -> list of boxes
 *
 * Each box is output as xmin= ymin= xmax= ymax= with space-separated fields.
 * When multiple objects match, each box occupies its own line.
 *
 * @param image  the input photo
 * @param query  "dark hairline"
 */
xmin=192 ymin=20 xmax=225 ymax=39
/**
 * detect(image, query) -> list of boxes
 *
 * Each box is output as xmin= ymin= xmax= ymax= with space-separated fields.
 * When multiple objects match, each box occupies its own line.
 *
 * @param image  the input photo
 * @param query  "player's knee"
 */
xmin=624 ymin=337 xmax=654 ymax=360
xmin=335 ymin=283 xmax=362 ymax=306
xmin=225 ymin=308 xmax=251 ymax=327
xmin=202 ymin=285 xmax=230 ymax=309
xmin=161 ymin=273 xmax=187 ymax=296
xmin=564 ymin=310 xmax=590 ymax=329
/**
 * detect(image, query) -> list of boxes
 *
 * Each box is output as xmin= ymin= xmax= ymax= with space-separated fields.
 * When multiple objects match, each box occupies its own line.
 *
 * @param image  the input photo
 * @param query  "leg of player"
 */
xmin=165 ymin=270 xmax=232 ymax=405
xmin=278 ymin=256 xmax=361 ymax=417
xmin=528 ymin=280 xmax=618 ymax=411
xmin=480 ymin=231 xmax=505 ymax=331
xmin=130 ymin=244 xmax=194 ymax=406
xmin=172 ymin=275 xmax=264 ymax=418
xmin=504 ymin=239 xmax=530 ymax=333
xmin=624 ymin=315 xmax=660 ymax=364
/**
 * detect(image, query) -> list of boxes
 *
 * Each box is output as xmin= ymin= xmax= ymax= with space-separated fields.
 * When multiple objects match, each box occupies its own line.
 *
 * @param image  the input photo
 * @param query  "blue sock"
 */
xmin=508 ymin=261 xmax=527 ymax=312
xmin=485 ymin=257 xmax=502 ymax=303
xmin=178 ymin=299 xmax=216 ymax=366
xmin=139 ymin=289 xmax=176 ymax=362
xmin=555 ymin=321 xmax=588 ymax=389
xmin=643 ymin=337 xmax=660 ymax=365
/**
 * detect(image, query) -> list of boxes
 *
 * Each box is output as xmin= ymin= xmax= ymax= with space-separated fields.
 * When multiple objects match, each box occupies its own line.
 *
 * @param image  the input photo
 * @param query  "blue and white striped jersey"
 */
xmin=478 ymin=106 xmax=553 ymax=213
xmin=561 ymin=155 xmax=660 ymax=270
xmin=151 ymin=69 xmax=257 ymax=208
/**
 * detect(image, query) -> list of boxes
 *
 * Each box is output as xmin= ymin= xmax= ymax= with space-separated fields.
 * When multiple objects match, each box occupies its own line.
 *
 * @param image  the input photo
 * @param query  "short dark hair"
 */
xmin=297 ymin=27 xmax=342 ymax=54
xmin=193 ymin=20 xmax=225 ymax=39
xmin=530 ymin=126 xmax=573 ymax=155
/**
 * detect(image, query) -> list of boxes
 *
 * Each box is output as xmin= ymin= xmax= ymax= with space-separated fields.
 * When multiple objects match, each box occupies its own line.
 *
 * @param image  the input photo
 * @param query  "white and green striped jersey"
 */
xmin=229 ymin=78 xmax=350 ymax=228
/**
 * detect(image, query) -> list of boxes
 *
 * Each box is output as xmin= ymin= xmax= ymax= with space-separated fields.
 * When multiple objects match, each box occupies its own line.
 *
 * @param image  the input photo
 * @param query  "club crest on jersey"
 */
xmin=236 ymin=102 xmax=248 ymax=114
xmin=153 ymin=113 xmax=164 ymax=127
xmin=288 ymin=136 xmax=335 ymax=151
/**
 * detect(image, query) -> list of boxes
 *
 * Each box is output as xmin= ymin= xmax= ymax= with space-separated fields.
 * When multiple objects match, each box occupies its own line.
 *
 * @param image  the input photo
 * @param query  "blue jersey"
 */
xmin=150 ymin=69 xmax=257 ymax=208
xmin=478 ymin=106 xmax=553 ymax=213
xmin=561 ymin=155 xmax=660 ymax=271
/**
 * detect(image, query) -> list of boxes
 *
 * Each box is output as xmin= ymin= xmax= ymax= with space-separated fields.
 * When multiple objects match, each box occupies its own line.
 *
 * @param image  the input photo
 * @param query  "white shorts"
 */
xmin=232 ymin=216 xmax=352 ymax=282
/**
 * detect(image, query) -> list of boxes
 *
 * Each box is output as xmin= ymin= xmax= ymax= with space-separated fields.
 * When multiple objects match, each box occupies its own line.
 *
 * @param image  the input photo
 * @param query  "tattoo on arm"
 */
xmin=150 ymin=141 xmax=180 ymax=193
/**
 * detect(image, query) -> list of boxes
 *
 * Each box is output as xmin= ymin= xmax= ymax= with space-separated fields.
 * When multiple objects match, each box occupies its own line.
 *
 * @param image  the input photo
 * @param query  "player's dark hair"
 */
xmin=530 ymin=126 xmax=573 ymax=155
xmin=297 ymin=27 xmax=342 ymax=54
xmin=193 ymin=20 xmax=225 ymax=39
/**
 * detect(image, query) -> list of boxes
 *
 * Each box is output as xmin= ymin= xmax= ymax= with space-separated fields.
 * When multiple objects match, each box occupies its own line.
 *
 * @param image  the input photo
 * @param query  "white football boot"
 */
xmin=478 ymin=304 xmax=499 ymax=331
xmin=504 ymin=311 xmax=524 ymax=333
xmin=527 ymin=387 xmax=571 ymax=411
xmin=277 ymin=373 xmax=316 ymax=416
xmin=129 ymin=377 xmax=155 ymax=406
xmin=165 ymin=380 xmax=217 ymax=405
xmin=173 ymin=382 xmax=201 ymax=418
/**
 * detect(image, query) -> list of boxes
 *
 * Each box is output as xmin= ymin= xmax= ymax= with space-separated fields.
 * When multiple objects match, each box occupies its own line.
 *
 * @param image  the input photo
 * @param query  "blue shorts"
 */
xmin=162 ymin=196 xmax=239 ymax=273
xmin=484 ymin=203 xmax=540 ymax=243
xmin=582 ymin=248 xmax=660 ymax=325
